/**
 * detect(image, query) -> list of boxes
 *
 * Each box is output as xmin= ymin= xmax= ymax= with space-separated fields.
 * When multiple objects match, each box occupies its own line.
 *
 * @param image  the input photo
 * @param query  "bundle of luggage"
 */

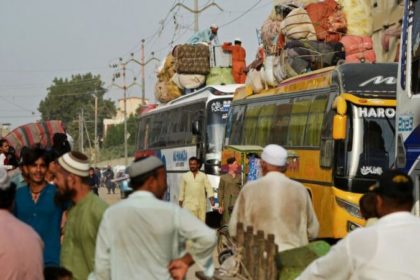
xmin=246 ymin=0 xmax=389 ymax=93
xmin=155 ymin=43 xmax=235 ymax=103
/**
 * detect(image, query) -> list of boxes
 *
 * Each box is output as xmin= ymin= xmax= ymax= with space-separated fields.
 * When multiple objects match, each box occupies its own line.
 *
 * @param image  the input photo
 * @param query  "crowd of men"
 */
xmin=1 ymin=136 xmax=420 ymax=279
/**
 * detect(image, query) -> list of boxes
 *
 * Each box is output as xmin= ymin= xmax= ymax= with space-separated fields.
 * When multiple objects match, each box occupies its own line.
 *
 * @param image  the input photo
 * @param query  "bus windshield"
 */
xmin=206 ymin=99 xmax=231 ymax=160
xmin=337 ymin=104 xmax=396 ymax=192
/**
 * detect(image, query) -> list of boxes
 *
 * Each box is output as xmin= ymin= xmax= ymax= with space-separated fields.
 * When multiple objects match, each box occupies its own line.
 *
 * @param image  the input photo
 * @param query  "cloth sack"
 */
xmin=280 ymin=7 xmax=317 ymax=41
xmin=305 ymin=0 xmax=347 ymax=42
xmin=173 ymin=44 xmax=210 ymax=75
xmin=340 ymin=35 xmax=376 ymax=63
xmin=206 ymin=67 xmax=235 ymax=85
xmin=155 ymin=80 xmax=182 ymax=103
xmin=245 ymin=69 xmax=265 ymax=94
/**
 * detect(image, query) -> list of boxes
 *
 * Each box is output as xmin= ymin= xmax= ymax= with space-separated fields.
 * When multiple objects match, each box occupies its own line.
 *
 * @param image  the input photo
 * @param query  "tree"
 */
xmin=103 ymin=114 xmax=138 ymax=148
xmin=38 ymin=73 xmax=116 ymax=150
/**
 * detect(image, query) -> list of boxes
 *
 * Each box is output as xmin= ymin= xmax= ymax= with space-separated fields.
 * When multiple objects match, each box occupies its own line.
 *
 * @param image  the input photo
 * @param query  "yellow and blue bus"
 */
xmin=223 ymin=63 xmax=397 ymax=238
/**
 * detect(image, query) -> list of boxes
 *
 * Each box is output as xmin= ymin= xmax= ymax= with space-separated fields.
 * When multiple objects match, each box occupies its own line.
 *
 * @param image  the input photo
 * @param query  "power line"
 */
xmin=219 ymin=0 xmax=264 ymax=28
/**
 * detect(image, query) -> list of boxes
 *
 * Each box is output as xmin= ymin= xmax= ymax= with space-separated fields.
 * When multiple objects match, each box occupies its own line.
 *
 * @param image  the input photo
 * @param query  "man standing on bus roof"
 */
xmin=298 ymin=169 xmax=420 ymax=279
xmin=229 ymin=144 xmax=319 ymax=252
xmin=179 ymin=157 xmax=215 ymax=222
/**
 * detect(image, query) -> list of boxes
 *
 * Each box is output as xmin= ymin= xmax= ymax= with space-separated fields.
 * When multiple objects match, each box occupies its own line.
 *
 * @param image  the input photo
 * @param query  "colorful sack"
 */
xmin=282 ymin=40 xmax=345 ymax=77
xmin=276 ymin=241 xmax=331 ymax=280
xmin=5 ymin=121 xmax=66 ymax=157
xmin=173 ymin=44 xmax=210 ymax=75
xmin=155 ymin=80 xmax=182 ymax=103
xmin=339 ymin=0 xmax=372 ymax=36
xmin=172 ymin=73 xmax=206 ymax=89
xmin=280 ymin=7 xmax=317 ymax=41
xmin=305 ymin=0 xmax=347 ymax=42
xmin=340 ymin=35 xmax=376 ymax=63
xmin=206 ymin=67 xmax=235 ymax=85
xmin=261 ymin=18 xmax=283 ymax=55
xmin=157 ymin=54 xmax=176 ymax=82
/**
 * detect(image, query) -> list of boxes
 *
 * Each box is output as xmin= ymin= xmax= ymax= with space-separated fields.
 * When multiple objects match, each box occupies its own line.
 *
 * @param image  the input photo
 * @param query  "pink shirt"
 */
xmin=0 ymin=210 xmax=44 ymax=280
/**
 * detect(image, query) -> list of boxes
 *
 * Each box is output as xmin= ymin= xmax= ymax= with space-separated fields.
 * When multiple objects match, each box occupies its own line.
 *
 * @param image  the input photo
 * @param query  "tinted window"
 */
xmin=288 ymin=96 xmax=312 ymax=146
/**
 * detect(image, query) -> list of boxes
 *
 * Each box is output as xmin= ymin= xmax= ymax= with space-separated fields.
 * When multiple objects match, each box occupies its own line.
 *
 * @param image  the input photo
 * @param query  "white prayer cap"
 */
xmin=127 ymin=156 xmax=164 ymax=179
xmin=234 ymin=37 xmax=242 ymax=42
xmin=261 ymin=144 xmax=288 ymax=167
xmin=0 ymin=167 xmax=11 ymax=190
xmin=210 ymin=24 xmax=218 ymax=29
xmin=58 ymin=151 xmax=90 ymax=177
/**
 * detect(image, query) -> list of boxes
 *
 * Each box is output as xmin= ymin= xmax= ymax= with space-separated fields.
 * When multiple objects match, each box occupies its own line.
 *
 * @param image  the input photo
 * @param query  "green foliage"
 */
xmin=103 ymin=114 xmax=138 ymax=148
xmin=38 ymin=73 xmax=116 ymax=150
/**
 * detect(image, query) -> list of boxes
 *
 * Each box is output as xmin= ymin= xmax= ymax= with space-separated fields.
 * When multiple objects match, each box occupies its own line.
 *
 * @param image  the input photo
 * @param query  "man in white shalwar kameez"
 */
xmin=90 ymin=156 xmax=216 ymax=280
xmin=229 ymin=144 xmax=319 ymax=252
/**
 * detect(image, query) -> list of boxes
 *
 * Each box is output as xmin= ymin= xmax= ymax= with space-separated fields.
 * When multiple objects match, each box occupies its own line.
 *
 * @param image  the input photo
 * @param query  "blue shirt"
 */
xmin=14 ymin=184 xmax=64 ymax=267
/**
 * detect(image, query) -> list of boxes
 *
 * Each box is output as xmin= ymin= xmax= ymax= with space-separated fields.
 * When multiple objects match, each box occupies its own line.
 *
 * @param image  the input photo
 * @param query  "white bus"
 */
xmin=135 ymin=84 xmax=242 ymax=204
xmin=396 ymin=0 xmax=420 ymax=211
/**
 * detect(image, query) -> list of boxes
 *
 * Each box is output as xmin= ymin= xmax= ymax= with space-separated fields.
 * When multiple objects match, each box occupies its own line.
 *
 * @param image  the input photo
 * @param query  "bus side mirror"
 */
xmin=192 ymin=120 xmax=200 ymax=135
xmin=333 ymin=115 xmax=347 ymax=140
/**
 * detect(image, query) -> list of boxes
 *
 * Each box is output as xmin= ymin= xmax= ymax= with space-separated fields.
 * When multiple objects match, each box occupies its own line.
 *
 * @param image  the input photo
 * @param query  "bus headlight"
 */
xmin=335 ymin=197 xmax=362 ymax=219
xmin=347 ymin=221 xmax=361 ymax=232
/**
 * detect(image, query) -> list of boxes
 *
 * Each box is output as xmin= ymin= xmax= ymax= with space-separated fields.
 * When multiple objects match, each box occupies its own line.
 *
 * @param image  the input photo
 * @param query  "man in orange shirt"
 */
xmin=222 ymin=38 xmax=247 ymax=83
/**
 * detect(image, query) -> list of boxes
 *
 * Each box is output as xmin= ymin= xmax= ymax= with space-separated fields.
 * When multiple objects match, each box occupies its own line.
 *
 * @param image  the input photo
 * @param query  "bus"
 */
xmin=136 ymin=84 xmax=243 ymax=204
xmin=223 ymin=63 xmax=397 ymax=238
xmin=396 ymin=0 xmax=420 ymax=212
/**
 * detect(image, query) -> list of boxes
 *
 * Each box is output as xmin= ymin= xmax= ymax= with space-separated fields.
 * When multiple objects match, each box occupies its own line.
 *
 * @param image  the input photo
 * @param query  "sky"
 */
xmin=0 ymin=0 xmax=273 ymax=130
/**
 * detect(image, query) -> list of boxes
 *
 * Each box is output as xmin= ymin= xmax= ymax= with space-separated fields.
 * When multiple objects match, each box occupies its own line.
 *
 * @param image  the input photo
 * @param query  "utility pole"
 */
xmin=171 ymin=0 xmax=223 ymax=32
xmin=79 ymin=110 xmax=84 ymax=153
xmin=94 ymin=93 xmax=99 ymax=164
xmin=111 ymin=59 xmax=140 ymax=166
xmin=124 ymin=41 xmax=159 ymax=105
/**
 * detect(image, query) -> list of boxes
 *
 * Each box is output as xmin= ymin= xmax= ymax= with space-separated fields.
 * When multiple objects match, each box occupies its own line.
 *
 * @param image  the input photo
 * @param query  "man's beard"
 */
xmin=55 ymin=187 xmax=76 ymax=208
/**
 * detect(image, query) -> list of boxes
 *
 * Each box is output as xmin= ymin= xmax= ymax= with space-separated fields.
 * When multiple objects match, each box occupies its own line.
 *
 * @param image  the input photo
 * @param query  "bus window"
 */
xmin=256 ymin=103 xmax=276 ymax=146
xmin=288 ymin=96 xmax=312 ymax=146
xmin=207 ymin=99 xmax=231 ymax=154
xmin=271 ymin=99 xmax=292 ymax=146
xmin=228 ymin=105 xmax=246 ymax=145
xmin=185 ymin=102 xmax=205 ymax=145
xmin=150 ymin=114 xmax=167 ymax=148
xmin=137 ymin=118 xmax=146 ymax=150
xmin=357 ymin=116 xmax=395 ymax=180
xmin=242 ymin=104 xmax=262 ymax=145
xmin=305 ymin=95 xmax=328 ymax=147
xmin=179 ymin=111 xmax=188 ymax=144
xmin=167 ymin=110 xmax=184 ymax=146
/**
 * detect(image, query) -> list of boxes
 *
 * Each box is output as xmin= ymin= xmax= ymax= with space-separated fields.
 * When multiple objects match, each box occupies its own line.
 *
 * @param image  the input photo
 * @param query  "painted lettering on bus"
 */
xmin=357 ymin=107 xmax=396 ymax=118
xmin=398 ymin=114 xmax=414 ymax=132
xmin=358 ymin=76 xmax=396 ymax=87
xmin=360 ymin=166 xmax=383 ymax=176
xmin=173 ymin=150 xmax=188 ymax=162
xmin=211 ymin=100 xmax=231 ymax=112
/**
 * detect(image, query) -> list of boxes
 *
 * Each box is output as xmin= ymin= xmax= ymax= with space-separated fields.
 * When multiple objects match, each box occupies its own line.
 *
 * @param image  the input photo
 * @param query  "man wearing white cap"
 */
xmin=90 ymin=156 xmax=216 ymax=280
xmin=53 ymin=151 xmax=108 ymax=280
xmin=186 ymin=24 xmax=220 ymax=45
xmin=0 ymin=167 xmax=44 ymax=280
xmin=229 ymin=144 xmax=319 ymax=252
